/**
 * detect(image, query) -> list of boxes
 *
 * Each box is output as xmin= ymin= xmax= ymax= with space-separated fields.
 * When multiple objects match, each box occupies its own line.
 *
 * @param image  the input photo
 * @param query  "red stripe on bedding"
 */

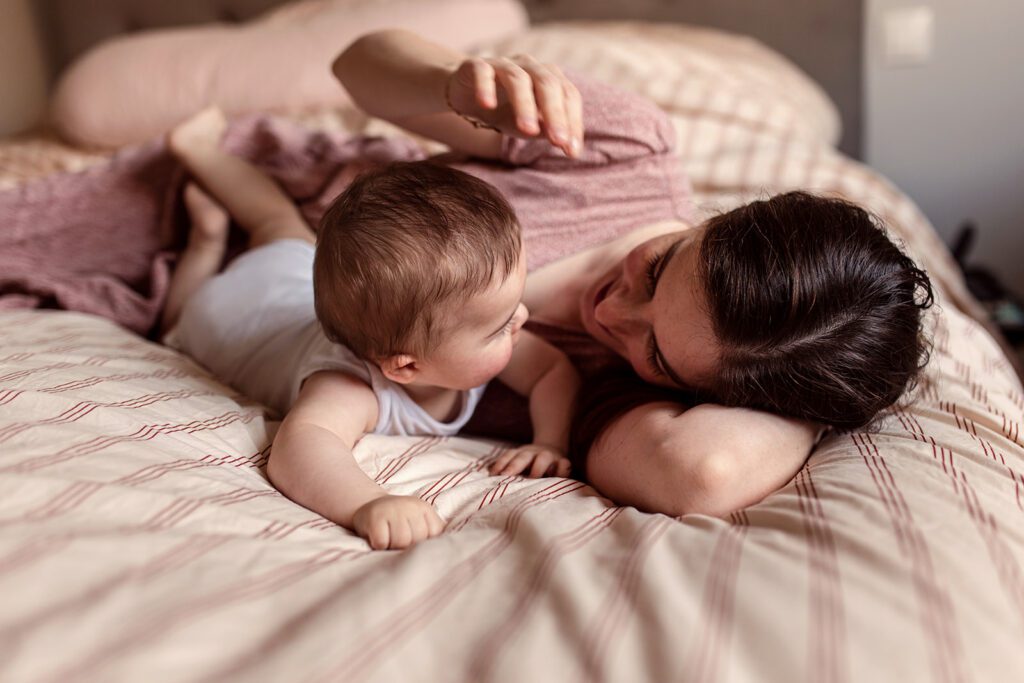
xmin=318 ymin=479 xmax=588 ymax=683
xmin=796 ymin=466 xmax=847 ymax=683
xmin=0 ymin=534 xmax=231 ymax=649
xmin=683 ymin=525 xmax=749 ymax=683
xmin=0 ymin=537 xmax=73 ymax=576
xmin=854 ymin=433 xmax=968 ymax=683
xmin=421 ymin=443 xmax=501 ymax=506
xmin=576 ymin=515 xmax=672 ymax=683
xmin=0 ymin=389 xmax=228 ymax=444
xmin=36 ymin=367 xmax=192 ymax=394
xmin=0 ymin=481 xmax=103 ymax=527
xmin=957 ymin=472 xmax=1024 ymax=623
xmin=40 ymin=546 xmax=367 ymax=683
xmin=0 ymin=410 xmax=262 ymax=473
xmin=374 ymin=437 xmax=439 ymax=484
xmin=467 ymin=506 xmax=624 ymax=682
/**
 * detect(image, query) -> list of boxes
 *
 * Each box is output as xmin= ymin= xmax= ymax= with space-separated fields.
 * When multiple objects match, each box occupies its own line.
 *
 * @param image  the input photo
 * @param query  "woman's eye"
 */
xmin=645 ymin=253 xmax=662 ymax=296
xmin=646 ymin=334 xmax=664 ymax=378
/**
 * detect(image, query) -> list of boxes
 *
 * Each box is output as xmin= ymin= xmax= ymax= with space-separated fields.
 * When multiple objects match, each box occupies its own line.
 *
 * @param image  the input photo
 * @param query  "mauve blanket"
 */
xmin=0 ymin=74 xmax=692 ymax=338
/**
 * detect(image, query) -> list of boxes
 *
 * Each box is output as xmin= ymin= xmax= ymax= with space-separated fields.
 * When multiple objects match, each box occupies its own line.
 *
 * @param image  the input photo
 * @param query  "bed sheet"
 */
xmin=2 ymin=21 xmax=1023 ymax=683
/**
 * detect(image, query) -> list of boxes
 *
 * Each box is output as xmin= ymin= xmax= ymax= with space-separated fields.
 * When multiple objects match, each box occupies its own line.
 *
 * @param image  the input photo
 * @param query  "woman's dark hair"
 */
xmin=697 ymin=190 xmax=933 ymax=430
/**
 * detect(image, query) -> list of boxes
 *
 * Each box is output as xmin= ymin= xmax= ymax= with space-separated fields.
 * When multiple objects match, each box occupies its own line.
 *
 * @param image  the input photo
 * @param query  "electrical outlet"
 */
xmin=883 ymin=5 xmax=935 ymax=66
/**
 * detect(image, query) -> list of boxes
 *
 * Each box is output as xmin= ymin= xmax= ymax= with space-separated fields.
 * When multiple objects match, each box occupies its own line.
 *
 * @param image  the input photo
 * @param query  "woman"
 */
xmin=331 ymin=30 xmax=932 ymax=517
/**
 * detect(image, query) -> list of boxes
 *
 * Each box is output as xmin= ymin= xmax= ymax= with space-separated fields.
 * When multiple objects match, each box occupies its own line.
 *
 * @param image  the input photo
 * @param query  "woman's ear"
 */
xmin=378 ymin=354 xmax=420 ymax=384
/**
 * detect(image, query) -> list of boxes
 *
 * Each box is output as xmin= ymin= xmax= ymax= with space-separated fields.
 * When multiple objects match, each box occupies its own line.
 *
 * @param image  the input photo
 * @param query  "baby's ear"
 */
xmin=379 ymin=354 xmax=419 ymax=384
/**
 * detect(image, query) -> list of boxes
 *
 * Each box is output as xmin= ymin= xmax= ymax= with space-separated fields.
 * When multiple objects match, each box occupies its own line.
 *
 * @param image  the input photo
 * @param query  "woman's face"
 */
xmin=579 ymin=226 xmax=720 ymax=390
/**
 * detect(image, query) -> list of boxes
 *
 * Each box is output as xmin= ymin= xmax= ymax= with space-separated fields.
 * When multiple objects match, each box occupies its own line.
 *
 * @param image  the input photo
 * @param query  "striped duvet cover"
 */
xmin=1 ymin=22 xmax=1022 ymax=683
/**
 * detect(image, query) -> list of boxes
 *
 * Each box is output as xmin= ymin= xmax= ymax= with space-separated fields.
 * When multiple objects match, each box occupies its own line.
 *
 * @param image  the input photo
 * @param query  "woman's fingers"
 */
xmin=464 ymin=58 xmax=498 ymax=109
xmin=506 ymin=55 xmax=574 ymax=154
xmin=491 ymin=58 xmax=540 ymax=135
xmin=550 ymin=64 xmax=584 ymax=155
xmin=517 ymin=56 xmax=571 ymax=151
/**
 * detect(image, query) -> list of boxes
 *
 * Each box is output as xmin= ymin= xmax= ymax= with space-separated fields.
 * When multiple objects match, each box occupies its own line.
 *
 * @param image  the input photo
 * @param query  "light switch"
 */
xmin=883 ymin=5 xmax=935 ymax=66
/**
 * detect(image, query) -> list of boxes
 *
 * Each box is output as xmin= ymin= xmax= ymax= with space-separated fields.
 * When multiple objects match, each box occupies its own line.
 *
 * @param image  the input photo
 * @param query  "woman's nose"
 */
xmin=595 ymin=291 xmax=642 ymax=334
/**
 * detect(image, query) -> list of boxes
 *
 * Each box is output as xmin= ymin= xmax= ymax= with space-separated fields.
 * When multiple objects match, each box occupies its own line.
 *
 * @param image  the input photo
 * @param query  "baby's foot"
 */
xmin=183 ymin=182 xmax=230 ymax=248
xmin=169 ymin=106 xmax=228 ymax=158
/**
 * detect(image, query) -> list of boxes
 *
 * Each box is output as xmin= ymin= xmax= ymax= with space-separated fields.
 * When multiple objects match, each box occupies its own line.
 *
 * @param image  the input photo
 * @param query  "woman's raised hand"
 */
xmin=446 ymin=55 xmax=584 ymax=158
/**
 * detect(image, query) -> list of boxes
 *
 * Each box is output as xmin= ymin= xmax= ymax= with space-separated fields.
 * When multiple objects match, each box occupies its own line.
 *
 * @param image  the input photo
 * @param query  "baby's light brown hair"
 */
xmin=314 ymin=160 xmax=522 ymax=361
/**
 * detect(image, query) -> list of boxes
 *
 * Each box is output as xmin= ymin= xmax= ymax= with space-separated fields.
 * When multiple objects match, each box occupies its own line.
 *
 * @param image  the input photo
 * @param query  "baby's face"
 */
xmin=416 ymin=259 xmax=529 ymax=391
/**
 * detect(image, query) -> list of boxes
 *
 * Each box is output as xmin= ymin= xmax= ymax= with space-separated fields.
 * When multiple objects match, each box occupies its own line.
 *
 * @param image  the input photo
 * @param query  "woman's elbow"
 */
xmin=653 ymin=440 xmax=750 ymax=518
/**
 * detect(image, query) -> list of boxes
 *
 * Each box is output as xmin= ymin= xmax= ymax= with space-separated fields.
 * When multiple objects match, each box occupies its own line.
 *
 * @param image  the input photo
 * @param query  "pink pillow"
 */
xmin=50 ymin=0 xmax=528 ymax=148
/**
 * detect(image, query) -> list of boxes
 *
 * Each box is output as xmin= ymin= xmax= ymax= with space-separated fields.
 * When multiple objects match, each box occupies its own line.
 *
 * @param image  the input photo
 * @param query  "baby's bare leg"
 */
xmin=161 ymin=184 xmax=230 ymax=334
xmin=168 ymin=108 xmax=314 ymax=248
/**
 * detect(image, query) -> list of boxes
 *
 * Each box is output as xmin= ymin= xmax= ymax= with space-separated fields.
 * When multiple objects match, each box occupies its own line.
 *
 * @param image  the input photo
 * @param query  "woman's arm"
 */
xmin=585 ymin=402 xmax=817 ymax=517
xmin=331 ymin=29 xmax=581 ymax=159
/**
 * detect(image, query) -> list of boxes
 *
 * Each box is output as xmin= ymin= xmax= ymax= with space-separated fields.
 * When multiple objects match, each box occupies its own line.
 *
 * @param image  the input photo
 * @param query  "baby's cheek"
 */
xmin=474 ymin=346 xmax=514 ymax=383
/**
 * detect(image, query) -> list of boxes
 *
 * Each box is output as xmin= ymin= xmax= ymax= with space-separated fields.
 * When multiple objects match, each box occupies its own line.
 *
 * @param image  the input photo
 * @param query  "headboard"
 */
xmin=33 ymin=0 xmax=293 ymax=74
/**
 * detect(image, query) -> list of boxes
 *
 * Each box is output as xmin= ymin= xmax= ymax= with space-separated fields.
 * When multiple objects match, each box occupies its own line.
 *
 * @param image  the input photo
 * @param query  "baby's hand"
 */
xmin=351 ymin=495 xmax=446 ymax=550
xmin=489 ymin=443 xmax=572 ymax=479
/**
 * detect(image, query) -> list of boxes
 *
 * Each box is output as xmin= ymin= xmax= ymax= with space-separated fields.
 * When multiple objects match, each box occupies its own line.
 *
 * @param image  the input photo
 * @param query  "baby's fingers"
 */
xmin=555 ymin=457 xmax=572 ymax=478
xmin=498 ymin=448 xmax=537 ymax=476
xmin=425 ymin=509 xmax=446 ymax=537
xmin=489 ymin=448 xmax=520 ymax=474
xmin=387 ymin=518 xmax=412 ymax=549
xmin=527 ymin=450 xmax=568 ymax=478
xmin=366 ymin=521 xmax=390 ymax=551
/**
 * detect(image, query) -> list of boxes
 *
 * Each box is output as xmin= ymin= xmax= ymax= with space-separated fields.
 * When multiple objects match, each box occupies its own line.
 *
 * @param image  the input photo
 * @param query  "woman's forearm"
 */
xmin=586 ymin=402 xmax=816 ymax=517
xmin=332 ymin=29 xmax=460 ymax=123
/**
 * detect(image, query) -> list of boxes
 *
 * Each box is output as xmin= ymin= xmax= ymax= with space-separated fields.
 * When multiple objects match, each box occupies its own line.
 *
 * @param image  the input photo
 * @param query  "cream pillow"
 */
xmin=50 ymin=0 xmax=528 ymax=148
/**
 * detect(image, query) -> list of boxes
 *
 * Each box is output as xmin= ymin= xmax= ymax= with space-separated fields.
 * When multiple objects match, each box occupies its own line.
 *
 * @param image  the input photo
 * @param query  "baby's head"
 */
xmin=314 ymin=161 xmax=528 ymax=390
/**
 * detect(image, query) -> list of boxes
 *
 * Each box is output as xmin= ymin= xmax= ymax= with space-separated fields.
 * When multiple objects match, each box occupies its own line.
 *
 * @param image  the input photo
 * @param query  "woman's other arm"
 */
xmin=331 ymin=29 xmax=581 ymax=159
xmin=586 ymin=402 xmax=817 ymax=517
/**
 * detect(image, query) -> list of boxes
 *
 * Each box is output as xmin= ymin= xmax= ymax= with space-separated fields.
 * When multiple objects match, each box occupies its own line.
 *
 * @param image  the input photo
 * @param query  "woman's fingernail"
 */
xmin=571 ymin=137 xmax=581 ymax=155
xmin=552 ymin=126 xmax=568 ymax=143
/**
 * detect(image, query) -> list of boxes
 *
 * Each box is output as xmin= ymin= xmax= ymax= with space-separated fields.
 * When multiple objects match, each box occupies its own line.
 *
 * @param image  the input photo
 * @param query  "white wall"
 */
xmin=865 ymin=0 xmax=1024 ymax=293
xmin=0 ymin=0 xmax=50 ymax=136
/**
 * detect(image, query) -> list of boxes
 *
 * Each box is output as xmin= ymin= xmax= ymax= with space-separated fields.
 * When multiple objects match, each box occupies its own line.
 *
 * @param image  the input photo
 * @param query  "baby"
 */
xmin=162 ymin=109 xmax=579 ymax=550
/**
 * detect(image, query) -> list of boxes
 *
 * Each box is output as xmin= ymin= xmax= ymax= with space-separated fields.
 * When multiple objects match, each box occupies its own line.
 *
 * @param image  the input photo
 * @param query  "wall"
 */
xmin=0 ymin=0 xmax=50 ymax=136
xmin=865 ymin=0 xmax=1024 ymax=293
xmin=522 ymin=0 xmax=864 ymax=158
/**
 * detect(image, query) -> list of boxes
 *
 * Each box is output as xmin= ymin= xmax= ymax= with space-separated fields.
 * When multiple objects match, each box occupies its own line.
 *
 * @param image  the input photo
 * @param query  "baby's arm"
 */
xmin=267 ymin=370 xmax=445 ymax=549
xmin=491 ymin=331 xmax=580 ymax=478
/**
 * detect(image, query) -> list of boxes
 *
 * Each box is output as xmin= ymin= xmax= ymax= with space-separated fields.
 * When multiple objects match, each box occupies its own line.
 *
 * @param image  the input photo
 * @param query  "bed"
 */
xmin=2 ymin=3 xmax=1023 ymax=682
